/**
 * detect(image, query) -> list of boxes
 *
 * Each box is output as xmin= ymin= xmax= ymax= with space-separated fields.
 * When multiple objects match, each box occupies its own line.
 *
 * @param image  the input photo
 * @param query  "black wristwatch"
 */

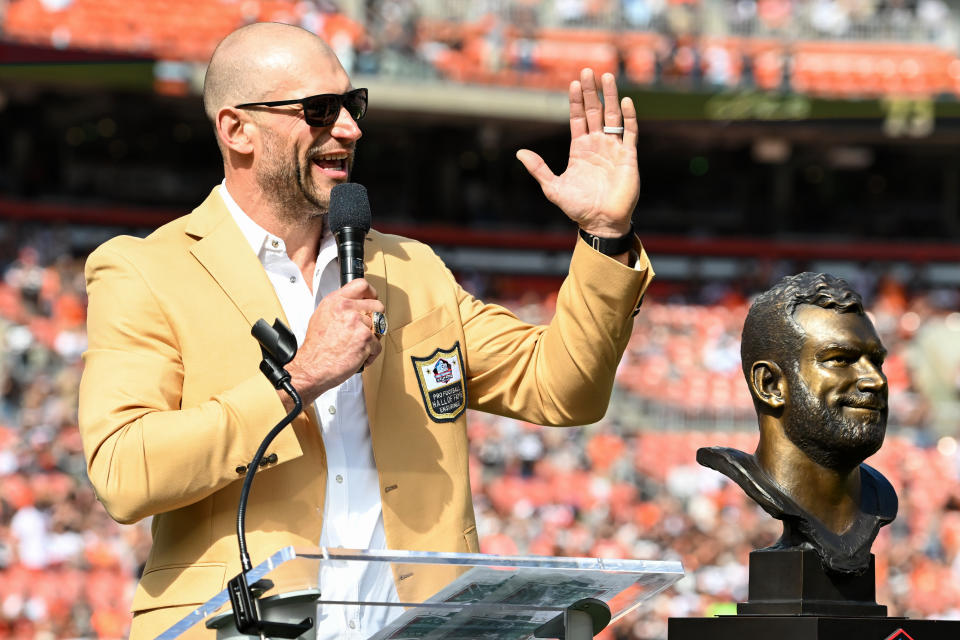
xmin=578 ymin=224 xmax=635 ymax=256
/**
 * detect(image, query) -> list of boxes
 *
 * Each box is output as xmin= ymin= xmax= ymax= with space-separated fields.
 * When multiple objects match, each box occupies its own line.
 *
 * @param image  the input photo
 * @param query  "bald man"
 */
xmin=79 ymin=22 xmax=654 ymax=639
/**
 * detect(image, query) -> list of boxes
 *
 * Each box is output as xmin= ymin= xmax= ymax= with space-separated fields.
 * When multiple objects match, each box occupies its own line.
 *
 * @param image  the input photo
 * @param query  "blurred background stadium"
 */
xmin=4 ymin=0 xmax=960 ymax=637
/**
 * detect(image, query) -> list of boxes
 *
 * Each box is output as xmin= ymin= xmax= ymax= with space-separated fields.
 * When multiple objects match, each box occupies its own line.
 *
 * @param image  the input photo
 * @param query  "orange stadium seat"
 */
xmin=13 ymin=0 xmax=960 ymax=97
xmin=747 ymin=40 xmax=785 ymax=91
xmin=3 ymin=0 xmax=368 ymax=62
xmin=522 ymin=38 xmax=619 ymax=80
xmin=537 ymin=28 xmax=617 ymax=45
xmin=947 ymin=59 xmax=960 ymax=94
xmin=624 ymin=45 xmax=657 ymax=85
xmin=620 ymin=31 xmax=667 ymax=85
xmin=788 ymin=41 xmax=955 ymax=98
xmin=416 ymin=18 xmax=464 ymax=45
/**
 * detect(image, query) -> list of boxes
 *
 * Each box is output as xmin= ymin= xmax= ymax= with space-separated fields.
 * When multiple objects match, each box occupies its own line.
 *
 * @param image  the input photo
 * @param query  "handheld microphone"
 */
xmin=329 ymin=183 xmax=371 ymax=286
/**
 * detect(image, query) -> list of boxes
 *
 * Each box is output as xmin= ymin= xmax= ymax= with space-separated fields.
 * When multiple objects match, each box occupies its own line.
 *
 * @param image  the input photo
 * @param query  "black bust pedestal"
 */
xmin=669 ymin=548 xmax=960 ymax=640
xmin=670 ymin=615 xmax=960 ymax=639
xmin=738 ymin=547 xmax=885 ymax=616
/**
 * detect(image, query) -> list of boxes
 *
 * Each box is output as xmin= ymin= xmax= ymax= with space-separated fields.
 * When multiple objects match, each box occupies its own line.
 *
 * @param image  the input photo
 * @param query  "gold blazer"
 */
xmin=78 ymin=187 xmax=653 ymax=637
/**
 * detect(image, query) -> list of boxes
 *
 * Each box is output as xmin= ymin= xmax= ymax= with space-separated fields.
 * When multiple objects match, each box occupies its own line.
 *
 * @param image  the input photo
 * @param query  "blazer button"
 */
xmin=235 ymin=465 xmax=247 ymax=475
xmin=258 ymin=453 xmax=278 ymax=466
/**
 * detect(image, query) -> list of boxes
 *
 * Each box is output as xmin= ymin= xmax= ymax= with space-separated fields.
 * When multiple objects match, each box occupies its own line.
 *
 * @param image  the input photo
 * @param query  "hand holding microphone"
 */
xmin=331 ymin=183 xmax=387 ymax=343
xmin=285 ymin=183 xmax=384 ymax=405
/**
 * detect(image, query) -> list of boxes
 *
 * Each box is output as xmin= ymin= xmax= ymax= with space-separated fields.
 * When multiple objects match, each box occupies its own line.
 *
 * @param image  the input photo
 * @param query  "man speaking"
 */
xmin=78 ymin=22 xmax=653 ymax=639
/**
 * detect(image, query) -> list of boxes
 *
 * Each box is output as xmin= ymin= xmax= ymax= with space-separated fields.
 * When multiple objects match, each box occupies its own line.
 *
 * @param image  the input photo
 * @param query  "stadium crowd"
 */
xmin=2 ymin=237 xmax=960 ymax=638
xmin=4 ymin=0 xmax=960 ymax=637
xmin=4 ymin=0 xmax=960 ymax=96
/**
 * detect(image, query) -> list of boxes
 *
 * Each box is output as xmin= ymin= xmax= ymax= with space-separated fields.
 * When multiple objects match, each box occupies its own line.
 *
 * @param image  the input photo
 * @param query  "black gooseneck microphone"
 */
xmin=224 ymin=184 xmax=371 ymax=637
xmin=228 ymin=319 xmax=312 ymax=639
xmin=329 ymin=182 xmax=372 ymax=286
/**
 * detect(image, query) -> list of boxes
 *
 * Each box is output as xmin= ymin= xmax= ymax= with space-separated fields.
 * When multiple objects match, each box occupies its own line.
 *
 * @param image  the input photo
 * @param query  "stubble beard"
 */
xmin=255 ymin=131 xmax=351 ymax=228
xmin=781 ymin=368 xmax=887 ymax=473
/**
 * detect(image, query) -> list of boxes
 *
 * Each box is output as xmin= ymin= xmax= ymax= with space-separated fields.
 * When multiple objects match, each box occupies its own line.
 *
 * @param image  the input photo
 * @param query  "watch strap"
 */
xmin=578 ymin=224 xmax=635 ymax=256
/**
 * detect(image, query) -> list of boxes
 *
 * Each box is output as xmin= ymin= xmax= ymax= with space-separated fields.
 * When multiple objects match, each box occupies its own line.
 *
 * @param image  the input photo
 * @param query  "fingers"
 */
xmin=601 ymin=73 xmax=622 ymax=130
xmin=349 ymin=298 xmax=384 ymax=315
xmin=337 ymin=283 xmax=383 ymax=331
xmin=364 ymin=341 xmax=382 ymax=367
xmin=622 ymin=95 xmax=638 ymax=148
xmin=579 ymin=68 xmax=604 ymax=134
xmin=568 ymin=80 xmax=587 ymax=139
xmin=329 ymin=278 xmax=384 ymax=319
xmin=339 ymin=277 xmax=378 ymax=300
xmin=290 ymin=281 xmax=386 ymax=402
xmin=516 ymin=149 xmax=556 ymax=193
xmin=573 ymin=69 xmax=631 ymax=141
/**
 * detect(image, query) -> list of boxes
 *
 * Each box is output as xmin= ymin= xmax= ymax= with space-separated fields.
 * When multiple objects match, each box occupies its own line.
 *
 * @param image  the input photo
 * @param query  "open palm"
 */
xmin=517 ymin=69 xmax=640 ymax=237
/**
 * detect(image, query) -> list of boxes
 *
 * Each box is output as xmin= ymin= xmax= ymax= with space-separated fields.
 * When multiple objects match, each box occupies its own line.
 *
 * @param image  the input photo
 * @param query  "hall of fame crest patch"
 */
xmin=411 ymin=342 xmax=466 ymax=423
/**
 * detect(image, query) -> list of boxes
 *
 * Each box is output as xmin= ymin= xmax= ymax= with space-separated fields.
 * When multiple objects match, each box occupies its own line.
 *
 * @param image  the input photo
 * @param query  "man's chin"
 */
xmin=835 ymin=428 xmax=886 ymax=466
xmin=302 ymin=188 xmax=331 ymax=214
xmin=303 ymin=178 xmax=341 ymax=211
xmin=792 ymin=424 xmax=886 ymax=471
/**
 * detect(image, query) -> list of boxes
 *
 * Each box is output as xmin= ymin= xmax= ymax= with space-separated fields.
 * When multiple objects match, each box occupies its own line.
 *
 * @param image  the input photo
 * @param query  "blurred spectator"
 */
xmin=2 ymin=2 xmax=960 ymax=638
xmin=0 ymin=236 xmax=959 ymax=638
xmin=624 ymin=0 xmax=657 ymax=28
xmin=917 ymin=0 xmax=949 ymax=40
xmin=810 ymin=0 xmax=851 ymax=36
xmin=0 ymin=243 xmax=150 ymax=638
xmin=5 ymin=0 xmax=959 ymax=95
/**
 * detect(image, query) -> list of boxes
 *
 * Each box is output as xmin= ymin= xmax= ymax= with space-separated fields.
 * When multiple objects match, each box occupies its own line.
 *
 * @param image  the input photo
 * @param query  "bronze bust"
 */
xmin=697 ymin=272 xmax=898 ymax=575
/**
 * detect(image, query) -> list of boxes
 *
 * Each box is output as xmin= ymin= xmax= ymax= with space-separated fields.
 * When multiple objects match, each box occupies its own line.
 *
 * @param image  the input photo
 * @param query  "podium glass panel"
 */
xmin=155 ymin=547 xmax=683 ymax=640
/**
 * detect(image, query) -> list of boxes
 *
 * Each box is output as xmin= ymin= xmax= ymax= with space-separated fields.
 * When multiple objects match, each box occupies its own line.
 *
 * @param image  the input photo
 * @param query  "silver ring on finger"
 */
xmin=603 ymin=125 xmax=625 ymax=135
xmin=371 ymin=311 xmax=388 ymax=338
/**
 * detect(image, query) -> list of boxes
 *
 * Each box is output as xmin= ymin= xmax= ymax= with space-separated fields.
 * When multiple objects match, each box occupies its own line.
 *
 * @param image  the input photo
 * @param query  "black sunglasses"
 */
xmin=235 ymin=88 xmax=368 ymax=127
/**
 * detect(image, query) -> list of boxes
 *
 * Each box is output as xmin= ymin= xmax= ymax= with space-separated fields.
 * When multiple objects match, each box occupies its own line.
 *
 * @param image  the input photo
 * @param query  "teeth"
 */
xmin=312 ymin=157 xmax=345 ymax=169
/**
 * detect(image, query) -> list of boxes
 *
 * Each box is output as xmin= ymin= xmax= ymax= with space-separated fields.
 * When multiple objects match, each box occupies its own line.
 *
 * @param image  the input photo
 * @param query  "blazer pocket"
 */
xmin=388 ymin=305 xmax=454 ymax=353
xmin=131 ymin=562 xmax=226 ymax=613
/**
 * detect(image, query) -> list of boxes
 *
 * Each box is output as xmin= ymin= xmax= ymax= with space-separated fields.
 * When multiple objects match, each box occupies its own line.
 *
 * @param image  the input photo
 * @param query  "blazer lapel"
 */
xmin=186 ymin=188 xmax=289 ymax=330
xmin=362 ymin=232 xmax=386 ymax=429
xmin=185 ymin=188 xmax=320 ymax=438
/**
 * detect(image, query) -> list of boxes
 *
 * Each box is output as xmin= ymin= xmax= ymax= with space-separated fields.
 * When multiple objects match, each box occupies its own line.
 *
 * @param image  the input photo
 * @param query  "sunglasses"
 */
xmin=235 ymin=88 xmax=368 ymax=127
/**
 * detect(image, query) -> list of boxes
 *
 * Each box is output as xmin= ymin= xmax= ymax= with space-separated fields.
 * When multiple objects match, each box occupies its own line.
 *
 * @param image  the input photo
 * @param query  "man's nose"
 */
xmin=855 ymin=358 xmax=887 ymax=393
xmin=331 ymin=107 xmax=362 ymax=141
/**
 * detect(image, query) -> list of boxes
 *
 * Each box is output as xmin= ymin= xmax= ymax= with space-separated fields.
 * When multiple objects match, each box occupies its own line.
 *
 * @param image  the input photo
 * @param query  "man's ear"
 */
xmin=216 ymin=107 xmax=255 ymax=155
xmin=750 ymin=360 xmax=787 ymax=411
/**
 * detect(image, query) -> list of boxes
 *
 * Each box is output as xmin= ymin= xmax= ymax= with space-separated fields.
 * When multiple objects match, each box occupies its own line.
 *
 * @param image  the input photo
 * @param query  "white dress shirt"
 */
xmin=221 ymin=184 xmax=400 ymax=639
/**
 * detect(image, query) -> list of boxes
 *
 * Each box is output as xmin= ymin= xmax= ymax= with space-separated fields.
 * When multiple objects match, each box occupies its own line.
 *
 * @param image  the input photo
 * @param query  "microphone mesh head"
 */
xmin=329 ymin=183 xmax=371 ymax=233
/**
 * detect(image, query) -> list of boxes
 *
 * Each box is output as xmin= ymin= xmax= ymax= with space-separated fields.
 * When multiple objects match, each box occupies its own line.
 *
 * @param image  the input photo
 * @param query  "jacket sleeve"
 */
xmin=460 ymin=236 xmax=653 ymax=426
xmin=78 ymin=241 xmax=297 ymax=524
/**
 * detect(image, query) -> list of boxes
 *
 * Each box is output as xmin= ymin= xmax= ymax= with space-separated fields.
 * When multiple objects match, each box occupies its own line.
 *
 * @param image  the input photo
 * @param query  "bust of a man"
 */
xmin=697 ymin=272 xmax=898 ymax=575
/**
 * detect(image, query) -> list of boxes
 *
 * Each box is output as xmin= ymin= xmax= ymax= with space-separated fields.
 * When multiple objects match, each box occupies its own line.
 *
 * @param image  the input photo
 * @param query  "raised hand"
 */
xmin=285 ymin=278 xmax=383 ymax=405
xmin=516 ymin=68 xmax=640 ymax=238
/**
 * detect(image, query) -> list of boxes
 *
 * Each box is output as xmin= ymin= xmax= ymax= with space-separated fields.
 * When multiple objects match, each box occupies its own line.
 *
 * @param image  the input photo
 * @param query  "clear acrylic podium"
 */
xmin=155 ymin=547 xmax=684 ymax=640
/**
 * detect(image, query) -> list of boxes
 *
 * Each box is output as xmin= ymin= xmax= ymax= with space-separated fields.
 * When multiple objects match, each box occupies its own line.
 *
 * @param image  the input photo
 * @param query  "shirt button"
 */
xmin=348 ymin=620 xmax=356 ymax=630
xmin=328 ymin=406 xmax=336 ymax=415
xmin=271 ymin=239 xmax=279 ymax=248
xmin=336 ymin=474 xmax=343 ymax=484
xmin=289 ymin=275 xmax=297 ymax=283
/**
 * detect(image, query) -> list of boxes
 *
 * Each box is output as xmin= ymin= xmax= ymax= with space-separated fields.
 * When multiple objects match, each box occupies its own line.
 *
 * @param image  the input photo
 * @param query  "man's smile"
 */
xmin=310 ymin=150 xmax=351 ymax=179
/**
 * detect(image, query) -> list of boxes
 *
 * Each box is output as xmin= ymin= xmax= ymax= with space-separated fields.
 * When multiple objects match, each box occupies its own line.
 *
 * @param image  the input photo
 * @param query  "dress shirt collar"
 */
xmin=219 ymin=180 xmax=336 ymax=263
xmin=219 ymin=181 xmax=271 ymax=258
